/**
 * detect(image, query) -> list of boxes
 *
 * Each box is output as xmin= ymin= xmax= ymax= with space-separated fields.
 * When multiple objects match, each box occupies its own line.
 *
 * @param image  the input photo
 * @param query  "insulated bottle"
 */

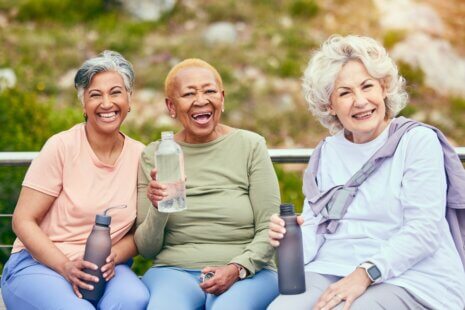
xmin=79 ymin=205 xmax=126 ymax=303
xmin=155 ymin=131 xmax=186 ymax=212
xmin=277 ymin=203 xmax=306 ymax=294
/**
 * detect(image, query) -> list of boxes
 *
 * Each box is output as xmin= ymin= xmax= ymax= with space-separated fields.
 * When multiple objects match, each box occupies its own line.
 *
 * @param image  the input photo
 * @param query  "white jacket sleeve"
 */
xmin=368 ymin=128 xmax=446 ymax=281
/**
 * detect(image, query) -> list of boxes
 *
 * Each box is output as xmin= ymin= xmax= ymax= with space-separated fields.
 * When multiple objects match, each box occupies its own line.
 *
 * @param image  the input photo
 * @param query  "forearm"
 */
xmin=112 ymin=232 xmax=138 ymax=264
xmin=134 ymin=206 xmax=169 ymax=258
xmin=14 ymin=219 xmax=69 ymax=276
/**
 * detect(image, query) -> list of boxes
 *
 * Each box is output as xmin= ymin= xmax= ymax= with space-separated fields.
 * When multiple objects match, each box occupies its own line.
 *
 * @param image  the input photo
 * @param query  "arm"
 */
xmin=13 ymin=187 xmax=98 ymax=297
xmin=229 ymin=137 xmax=281 ymax=275
xmin=134 ymin=145 xmax=169 ymax=259
xmin=368 ymin=128 xmax=446 ymax=280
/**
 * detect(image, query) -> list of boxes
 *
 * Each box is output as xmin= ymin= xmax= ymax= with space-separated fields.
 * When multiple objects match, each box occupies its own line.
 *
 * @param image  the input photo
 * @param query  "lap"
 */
xmin=142 ymin=267 xmax=279 ymax=310
xmin=268 ymin=271 xmax=426 ymax=310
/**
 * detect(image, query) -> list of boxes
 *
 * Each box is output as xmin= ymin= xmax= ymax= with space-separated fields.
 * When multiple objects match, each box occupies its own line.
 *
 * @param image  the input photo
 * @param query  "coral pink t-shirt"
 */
xmin=12 ymin=124 xmax=145 ymax=260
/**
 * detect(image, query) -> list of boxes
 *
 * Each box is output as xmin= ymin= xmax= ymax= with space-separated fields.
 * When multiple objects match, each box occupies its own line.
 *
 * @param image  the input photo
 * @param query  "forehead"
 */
xmin=89 ymin=71 xmax=125 ymax=88
xmin=174 ymin=67 xmax=218 ymax=88
xmin=334 ymin=60 xmax=372 ymax=86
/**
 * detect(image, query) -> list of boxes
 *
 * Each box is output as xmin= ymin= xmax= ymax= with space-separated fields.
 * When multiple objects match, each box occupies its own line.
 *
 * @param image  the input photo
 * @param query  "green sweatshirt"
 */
xmin=134 ymin=129 xmax=280 ymax=275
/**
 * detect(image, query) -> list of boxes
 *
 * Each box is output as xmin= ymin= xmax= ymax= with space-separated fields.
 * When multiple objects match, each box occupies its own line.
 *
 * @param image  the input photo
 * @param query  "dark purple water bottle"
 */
xmin=79 ymin=205 xmax=126 ymax=303
xmin=277 ymin=203 xmax=306 ymax=294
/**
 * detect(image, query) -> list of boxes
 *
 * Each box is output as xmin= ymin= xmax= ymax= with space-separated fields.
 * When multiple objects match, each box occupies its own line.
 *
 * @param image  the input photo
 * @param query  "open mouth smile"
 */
xmin=97 ymin=111 xmax=119 ymax=122
xmin=352 ymin=109 xmax=375 ymax=120
xmin=191 ymin=111 xmax=212 ymax=124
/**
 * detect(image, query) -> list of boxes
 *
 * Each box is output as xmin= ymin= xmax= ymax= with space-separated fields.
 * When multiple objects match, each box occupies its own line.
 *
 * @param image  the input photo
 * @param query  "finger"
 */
xmin=104 ymin=269 xmax=115 ymax=281
xmin=101 ymin=261 xmax=113 ymax=273
xmin=269 ymin=221 xmax=286 ymax=234
xmin=268 ymin=237 xmax=280 ymax=247
xmin=150 ymin=168 xmax=157 ymax=180
xmin=270 ymin=214 xmax=285 ymax=226
xmin=74 ymin=277 xmax=95 ymax=291
xmin=268 ymin=228 xmax=285 ymax=239
xmin=342 ymin=298 xmax=353 ymax=310
xmin=77 ymin=269 xmax=99 ymax=283
xmin=297 ymin=215 xmax=305 ymax=225
xmin=106 ymin=252 xmax=116 ymax=263
xmin=73 ymin=284 xmax=82 ymax=299
xmin=81 ymin=260 xmax=98 ymax=271
xmin=202 ymin=266 xmax=217 ymax=273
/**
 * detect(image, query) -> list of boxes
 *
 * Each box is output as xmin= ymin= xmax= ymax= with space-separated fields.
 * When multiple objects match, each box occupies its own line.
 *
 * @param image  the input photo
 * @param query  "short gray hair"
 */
xmin=74 ymin=50 xmax=135 ymax=104
xmin=302 ymin=35 xmax=408 ymax=134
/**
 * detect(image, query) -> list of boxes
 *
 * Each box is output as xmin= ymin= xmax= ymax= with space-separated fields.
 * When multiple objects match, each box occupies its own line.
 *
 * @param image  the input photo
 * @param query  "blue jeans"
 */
xmin=142 ymin=266 xmax=279 ymax=310
xmin=1 ymin=250 xmax=149 ymax=310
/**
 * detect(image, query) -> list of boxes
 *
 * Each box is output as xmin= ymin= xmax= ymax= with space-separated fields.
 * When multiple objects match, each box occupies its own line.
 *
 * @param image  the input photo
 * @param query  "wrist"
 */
xmin=357 ymin=261 xmax=381 ymax=284
xmin=228 ymin=263 xmax=248 ymax=280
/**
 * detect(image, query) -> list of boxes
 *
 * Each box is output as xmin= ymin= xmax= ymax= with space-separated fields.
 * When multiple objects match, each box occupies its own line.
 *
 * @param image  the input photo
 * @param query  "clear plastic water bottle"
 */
xmin=155 ymin=131 xmax=186 ymax=213
xmin=277 ymin=203 xmax=306 ymax=294
xmin=80 ymin=205 xmax=127 ymax=303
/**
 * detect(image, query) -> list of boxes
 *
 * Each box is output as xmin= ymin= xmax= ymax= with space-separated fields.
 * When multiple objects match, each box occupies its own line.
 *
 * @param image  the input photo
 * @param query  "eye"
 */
xmin=205 ymin=89 xmax=217 ymax=94
xmin=111 ymin=90 xmax=122 ymax=96
xmin=90 ymin=93 xmax=101 ymax=98
xmin=339 ymin=91 xmax=350 ymax=97
xmin=182 ymin=92 xmax=195 ymax=97
xmin=362 ymin=84 xmax=373 ymax=90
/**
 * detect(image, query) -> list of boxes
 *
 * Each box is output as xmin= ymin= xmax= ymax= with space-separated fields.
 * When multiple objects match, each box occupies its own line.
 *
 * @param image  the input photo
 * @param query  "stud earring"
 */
xmin=171 ymin=114 xmax=176 ymax=118
xmin=128 ymin=107 xmax=131 ymax=112
xmin=221 ymin=106 xmax=225 ymax=112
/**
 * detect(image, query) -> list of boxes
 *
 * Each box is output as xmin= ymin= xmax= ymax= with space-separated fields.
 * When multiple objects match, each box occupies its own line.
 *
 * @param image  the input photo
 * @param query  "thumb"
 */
xmin=202 ymin=266 xmax=218 ymax=273
xmin=150 ymin=168 xmax=157 ymax=180
xmin=297 ymin=215 xmax=305 ymax=226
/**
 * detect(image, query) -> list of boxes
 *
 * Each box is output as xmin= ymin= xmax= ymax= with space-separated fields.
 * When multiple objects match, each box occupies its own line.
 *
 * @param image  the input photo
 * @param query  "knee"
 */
xmin=107 ymin=285 xmax=150 ymax=310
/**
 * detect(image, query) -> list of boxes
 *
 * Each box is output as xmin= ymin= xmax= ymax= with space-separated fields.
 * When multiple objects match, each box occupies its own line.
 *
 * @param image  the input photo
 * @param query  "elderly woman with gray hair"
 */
xmin=268 ymin=35 xmax=465 ymax=310
xmin=1 ymin=51 xmax=149 ymax=309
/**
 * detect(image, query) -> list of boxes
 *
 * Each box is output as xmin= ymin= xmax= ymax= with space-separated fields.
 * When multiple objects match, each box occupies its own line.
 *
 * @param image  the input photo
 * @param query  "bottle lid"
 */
xmin=161 ymin=131 xmax=174 ymax=140
xmin=95 ymin=214 xmax=111 ymax=226
xmin=280 ymin=203 xmax=295 ymax=216
xmin=95 ymin=205 xmax=128 ymax=226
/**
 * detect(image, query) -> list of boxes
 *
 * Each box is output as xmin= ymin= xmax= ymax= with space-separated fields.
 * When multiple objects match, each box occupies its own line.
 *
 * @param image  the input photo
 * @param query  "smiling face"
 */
xmin=166 ymin=67 xmax=224 ymax=144
xmin=83 ymin=71 xmax=130 ymax=136
xmin=329 ymin=60 xmax=389 ymax=144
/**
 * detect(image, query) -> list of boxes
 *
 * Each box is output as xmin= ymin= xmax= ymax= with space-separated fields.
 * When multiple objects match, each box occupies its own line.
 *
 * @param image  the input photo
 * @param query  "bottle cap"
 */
xmin=280 ymin=203 xmax=295 ymax=216
xmin=95 ymin=214 xmax=111 ymax=226
xmin=161 ymin=131 xmax=174 ymax=140
xmin=95 ymin=205 xmax=128 ymax=226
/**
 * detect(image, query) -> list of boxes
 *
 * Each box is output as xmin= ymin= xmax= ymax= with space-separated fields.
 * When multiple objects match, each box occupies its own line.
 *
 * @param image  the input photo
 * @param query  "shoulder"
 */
xmin=140 ymin=141 xmax=158 ymax=167
xmin=41 ymin=124 xmax=83 ymax=153
xmin=232 ymin=129 xmax=266 ymax=145
xmin=123 ymin=135 xmax=145 ymax=154
xmin=400 ymin=125 xmax=440 ymax=148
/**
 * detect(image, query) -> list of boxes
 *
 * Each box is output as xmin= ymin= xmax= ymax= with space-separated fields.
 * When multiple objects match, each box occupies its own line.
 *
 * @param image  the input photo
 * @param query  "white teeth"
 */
xmin=353 ymin=110 xmax=373 ymax=119
xmin=99 ymin=112 xmax=117 ymax=118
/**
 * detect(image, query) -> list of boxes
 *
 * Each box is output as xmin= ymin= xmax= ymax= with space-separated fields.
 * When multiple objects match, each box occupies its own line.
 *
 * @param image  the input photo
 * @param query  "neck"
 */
xmin=85 ymin=124 xmax=124 ymax=164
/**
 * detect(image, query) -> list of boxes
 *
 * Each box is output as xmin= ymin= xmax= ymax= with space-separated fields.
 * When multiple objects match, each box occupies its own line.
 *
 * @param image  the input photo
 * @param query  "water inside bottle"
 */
xmin=156 ymin=152 xmax=186 ymax=212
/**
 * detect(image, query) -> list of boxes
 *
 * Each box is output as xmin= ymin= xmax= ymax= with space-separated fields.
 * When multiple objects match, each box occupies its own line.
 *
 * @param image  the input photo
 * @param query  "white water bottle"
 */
xmin=155 ymin=131 xmax=186 ymax=212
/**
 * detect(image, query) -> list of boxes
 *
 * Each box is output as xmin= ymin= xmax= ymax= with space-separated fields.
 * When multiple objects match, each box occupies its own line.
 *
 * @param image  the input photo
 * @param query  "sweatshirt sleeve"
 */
xmin=229 ymin=136 xmax=281 ymax=275
xmin=368 ymin=128 xmax=447 ymax=281
xmin=134 ymin=143 xmax=169 ymax=259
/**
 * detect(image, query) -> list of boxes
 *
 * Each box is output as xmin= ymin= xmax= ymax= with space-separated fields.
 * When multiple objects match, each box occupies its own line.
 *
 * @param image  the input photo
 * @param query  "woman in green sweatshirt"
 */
xmin=135 ymin=58 xmax=280 ymax=310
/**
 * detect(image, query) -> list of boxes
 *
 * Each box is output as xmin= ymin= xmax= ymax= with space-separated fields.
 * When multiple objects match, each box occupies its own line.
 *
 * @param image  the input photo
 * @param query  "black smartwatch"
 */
xmin=358 ymin=262 xmax=381 ymax=283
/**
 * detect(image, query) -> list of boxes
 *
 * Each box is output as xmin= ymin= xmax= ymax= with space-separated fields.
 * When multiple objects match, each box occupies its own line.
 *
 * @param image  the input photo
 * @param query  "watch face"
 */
xmin=367 ymin=265 xmax=381 ymax=281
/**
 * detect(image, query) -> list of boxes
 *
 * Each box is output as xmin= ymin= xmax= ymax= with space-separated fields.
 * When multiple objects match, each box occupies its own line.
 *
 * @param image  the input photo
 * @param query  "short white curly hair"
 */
xmin=302 ymin=35 xmax=408 ymax=134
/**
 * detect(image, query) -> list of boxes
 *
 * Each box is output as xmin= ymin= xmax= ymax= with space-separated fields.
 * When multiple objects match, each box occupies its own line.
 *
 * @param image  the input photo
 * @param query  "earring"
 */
xmin=83 ymin=112 xmax=88 ymax=122
xmin=221 ymin=106 xmax=225 ymax=112
xmin=171 ymin=114 xmax=176 ymax=118
xmin=128 ymin=107 xmax=131 ymax=112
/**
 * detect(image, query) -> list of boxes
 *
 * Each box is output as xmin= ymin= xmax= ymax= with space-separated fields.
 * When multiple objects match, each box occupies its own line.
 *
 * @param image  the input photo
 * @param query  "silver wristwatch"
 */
xmin=358 ymin=262 xmax=381 ymax=283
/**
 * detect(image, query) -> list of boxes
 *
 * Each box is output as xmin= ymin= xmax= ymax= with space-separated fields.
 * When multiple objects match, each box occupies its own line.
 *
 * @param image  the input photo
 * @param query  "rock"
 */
xmin=203 ymin=22 xmax=237 ymax=46
xmin=120 ymin=0 xmax=176 ymax=21
xmin=374 ymin=0 xmax=444 ymax=36
xmin=58 ymin=69 xmax=78 ymax=89
xmin=391 ymin=33 xmax=465 ymax=97
xmin=0 ymin=68 xmax=17 ymax=91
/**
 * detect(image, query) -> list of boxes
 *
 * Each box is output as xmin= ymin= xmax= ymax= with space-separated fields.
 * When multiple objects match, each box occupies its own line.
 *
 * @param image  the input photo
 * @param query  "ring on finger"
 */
xmin=333 ymin=293 xmax=343 ymax=301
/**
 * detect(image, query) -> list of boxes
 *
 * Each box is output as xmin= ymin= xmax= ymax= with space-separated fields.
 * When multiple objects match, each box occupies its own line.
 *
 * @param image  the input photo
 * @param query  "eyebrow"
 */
xmin=88 ymin=85 xmax=123 ymax=93
xmin=336 ymin=78 xmax=374 ymax=91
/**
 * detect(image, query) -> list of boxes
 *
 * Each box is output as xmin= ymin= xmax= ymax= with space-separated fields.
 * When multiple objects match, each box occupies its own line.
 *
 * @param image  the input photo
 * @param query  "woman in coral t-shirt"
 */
xmin=1 ymin=51 xmax=149 ymax=309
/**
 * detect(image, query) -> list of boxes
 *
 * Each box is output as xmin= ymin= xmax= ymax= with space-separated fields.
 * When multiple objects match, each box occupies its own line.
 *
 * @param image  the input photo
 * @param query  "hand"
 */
xmin=268 ymin=213 xmax=304 ymax=247
xmin=199 ymin=265 xmax=239 ymax=295
xmin=148 ymin=169 xmax=167 ymax=208
xmin=101 ymin=252 xmax=116 ymax=281
xmin=313 ymin=268 xmax=372 ymax=310
xmin=61 ymin=258 xmax=99 ymax=298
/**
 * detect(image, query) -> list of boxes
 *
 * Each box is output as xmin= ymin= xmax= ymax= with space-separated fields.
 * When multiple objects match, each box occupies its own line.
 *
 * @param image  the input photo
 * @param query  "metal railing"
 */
xmin=1 ymin=147 xmax=465 ymax=250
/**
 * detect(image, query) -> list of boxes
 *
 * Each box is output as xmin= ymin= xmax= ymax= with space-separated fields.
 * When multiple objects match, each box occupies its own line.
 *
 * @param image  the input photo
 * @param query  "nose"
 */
xmin=193 ymin=92 xmax=209 ymax=106
xmin=354 ymin=91 xmax=368 ymax=108
xmin=101 ymin=94 xmax=113 ymax=109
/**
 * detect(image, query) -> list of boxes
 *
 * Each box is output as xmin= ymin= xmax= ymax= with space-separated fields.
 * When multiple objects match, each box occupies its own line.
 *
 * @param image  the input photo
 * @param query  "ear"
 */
xmin=327 ymin=103 xmax=336 ymax=116
xmin=165 ymin=98 xmax=176 ymax=116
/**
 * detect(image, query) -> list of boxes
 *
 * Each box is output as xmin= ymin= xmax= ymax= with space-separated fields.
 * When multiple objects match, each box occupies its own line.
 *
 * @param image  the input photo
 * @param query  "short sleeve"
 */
xmin=22 ymin=135 xmax=64 ymax=197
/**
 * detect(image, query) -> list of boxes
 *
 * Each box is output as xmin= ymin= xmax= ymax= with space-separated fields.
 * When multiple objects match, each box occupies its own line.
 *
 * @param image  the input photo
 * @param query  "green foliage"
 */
xmin=17 ymin=0 xmax=119 ymax=24
xmin=398 ymin=61 xmax=424 ymax=86
xmin=289 ymin=0 xmax=319 ymax=18
xmin=398 ymin=105 xmax=417 ymax=118
xmin=383 ymin=30 xmax=406 ymax=49
xmin=451 ymin=97 xmax=465 ymax=113
xmin=274 ymin=165 xmax=304 ymax=213
xmin=132 ymin=255 xmax=153 ymax=276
